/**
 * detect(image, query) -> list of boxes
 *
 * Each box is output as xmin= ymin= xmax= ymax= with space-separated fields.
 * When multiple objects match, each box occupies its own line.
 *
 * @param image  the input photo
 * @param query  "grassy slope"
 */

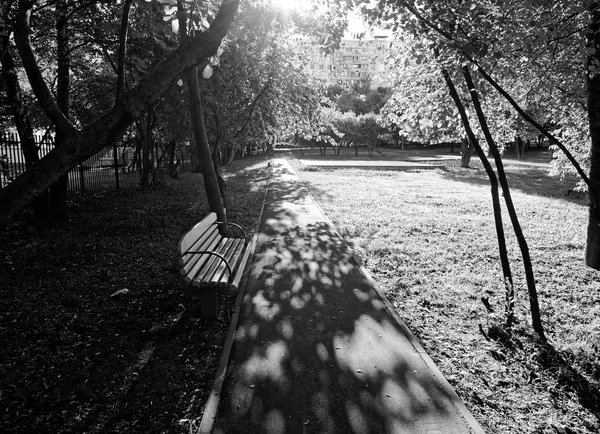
xmin=296 ymin=161 xmax=600 ymax=434
xmin=0 ymin=157 xmax=270 ymax=433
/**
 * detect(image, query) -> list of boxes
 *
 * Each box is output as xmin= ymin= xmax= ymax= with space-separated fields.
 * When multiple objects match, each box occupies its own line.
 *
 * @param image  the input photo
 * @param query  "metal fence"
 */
xmin=0 ymin=131 xmax=133 ymax=200
xmin=0 ymin=131 xmax=195 ymax=200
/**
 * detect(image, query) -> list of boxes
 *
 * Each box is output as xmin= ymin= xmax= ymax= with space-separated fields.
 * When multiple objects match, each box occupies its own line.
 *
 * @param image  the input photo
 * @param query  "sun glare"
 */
xmin=271 ymin=0 xmax=303 ymax=11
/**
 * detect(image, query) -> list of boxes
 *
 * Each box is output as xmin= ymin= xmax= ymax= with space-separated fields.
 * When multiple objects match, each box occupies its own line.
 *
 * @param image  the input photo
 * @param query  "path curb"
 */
xmin=198 ymin=161 xmax=273 ymax=433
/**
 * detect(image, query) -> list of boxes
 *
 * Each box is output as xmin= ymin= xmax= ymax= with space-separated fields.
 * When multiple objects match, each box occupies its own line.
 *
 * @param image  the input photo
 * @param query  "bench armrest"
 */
xmin=216 ymin=221 xmax=248 ymax=241
xmin=183 ymin=250 xmax=233 ymax=285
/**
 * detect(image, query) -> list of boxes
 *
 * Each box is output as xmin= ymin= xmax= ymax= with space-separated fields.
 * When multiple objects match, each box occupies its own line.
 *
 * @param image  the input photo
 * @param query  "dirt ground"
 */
xmin=0 ymin=158 xmax=270 ymax=433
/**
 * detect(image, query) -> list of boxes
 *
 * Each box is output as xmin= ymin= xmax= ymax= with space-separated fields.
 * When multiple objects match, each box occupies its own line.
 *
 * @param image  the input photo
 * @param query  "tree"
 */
xmin=0 ymin=0 xmax=239 ymax=226
xmin=0 ymin=2 xmax=50 ymax=221
xmin=177 ymin=0 xmax=226 ymax=223
xmin=361 ymin=0 xmax=551 ymax=337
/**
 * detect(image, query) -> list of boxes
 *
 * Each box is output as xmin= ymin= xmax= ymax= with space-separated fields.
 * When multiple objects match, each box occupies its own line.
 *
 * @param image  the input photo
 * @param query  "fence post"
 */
xmin=79 ymin=164 xmax=85 ymax=195
xmin=113 ymin=143 xmax=120 ymax=191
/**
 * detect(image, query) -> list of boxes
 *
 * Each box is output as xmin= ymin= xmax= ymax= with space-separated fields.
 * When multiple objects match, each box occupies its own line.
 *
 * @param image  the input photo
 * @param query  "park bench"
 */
xmin=177 ymin=212 xmax=251 ymax=319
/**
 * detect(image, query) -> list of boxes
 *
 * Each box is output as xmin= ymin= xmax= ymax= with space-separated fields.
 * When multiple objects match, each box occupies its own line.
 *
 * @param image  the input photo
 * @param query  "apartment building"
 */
xmin=304 ymin=32 xmax=393 ymax=89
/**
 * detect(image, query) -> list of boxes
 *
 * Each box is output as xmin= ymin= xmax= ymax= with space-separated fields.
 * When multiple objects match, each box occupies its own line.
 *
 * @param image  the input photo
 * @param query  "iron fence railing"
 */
xmin=1 ymin=131 xmax=191 ymax=200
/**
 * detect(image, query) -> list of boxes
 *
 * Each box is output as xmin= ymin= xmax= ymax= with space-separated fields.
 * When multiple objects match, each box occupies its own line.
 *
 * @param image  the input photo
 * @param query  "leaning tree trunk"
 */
xmin=442 ymin=68 xmax=515 ymax=325
xmin=463 ymin=66 xmax=545 ymax=340
xmin=185 ymin=67 xmax=226 ymax=223
xmin=177 ymin=1 xmax=226 ymax=223
xmin=0 ymin=0 xmax=239 ymax=227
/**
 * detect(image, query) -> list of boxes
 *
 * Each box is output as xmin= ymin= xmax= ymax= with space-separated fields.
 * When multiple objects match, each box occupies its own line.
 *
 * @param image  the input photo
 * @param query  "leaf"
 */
xmin=203 ymin=65 xmax=213 ymax=79
xmin=110 ymin=288 xmax=129 ymax=297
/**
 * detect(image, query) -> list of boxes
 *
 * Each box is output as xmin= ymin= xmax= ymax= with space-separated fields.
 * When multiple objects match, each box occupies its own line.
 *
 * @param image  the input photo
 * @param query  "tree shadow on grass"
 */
xmin=215 ymin=163 xmax=472 ymax=433
xmin=538 ymin=343 xmax=600 ymax=421
xmin=439 ymin=164 xmax=587 ymax=206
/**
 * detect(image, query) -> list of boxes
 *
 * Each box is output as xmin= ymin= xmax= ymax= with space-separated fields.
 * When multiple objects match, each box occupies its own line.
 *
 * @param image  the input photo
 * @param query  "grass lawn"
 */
xmin=294 ymin=158 xmax=600 ymax=434
xmin=0 ymin=157 xmax=270 ymax=433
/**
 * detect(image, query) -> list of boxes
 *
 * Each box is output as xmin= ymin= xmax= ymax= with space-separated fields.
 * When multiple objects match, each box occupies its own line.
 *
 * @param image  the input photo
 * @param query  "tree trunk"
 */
xmin=50 ymin=0 xmax=69 ymax=221
xmin=0 ymin=0 xmax=239 ymax=227
xmin=586 ymin=3 xmax=600 ymax=269
xmin=167 ymin=140 xmax=178 ymax=178
xmin=0 ymin=28 xmax=50 ymax=221
xmin=463 ymin=66 xmax=544 ymax=340
xmin=138 ymin=111 xmax=154 ymax=186
xmin=460 ymin=137 xmax=472 ymax=168
xmin=442 ymin=67 xmax=514 ymax=326
xmin=185 ymin=67 xmax=226 ymax=223
xmin=115 ymin=0 xmax=132 ymax=103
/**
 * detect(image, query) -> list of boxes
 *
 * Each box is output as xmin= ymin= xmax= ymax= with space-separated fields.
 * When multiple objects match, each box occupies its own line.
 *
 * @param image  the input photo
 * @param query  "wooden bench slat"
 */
xmin=215 ymin=239 xmax=245 ymax=283
xmin=178 ymin=212 xmax=251 ymax=319
xmin=206 ymin=239 xmax=245 ymax=287
xmin=179 ymin=224 xmax=220 ymax=268
xmin=183 ymin=234 xmax=223 ymax=284
xmin=191 ymin=238 xmax=237 ymax=286
xmin=178 ymin=212 xmax=218 ymax=253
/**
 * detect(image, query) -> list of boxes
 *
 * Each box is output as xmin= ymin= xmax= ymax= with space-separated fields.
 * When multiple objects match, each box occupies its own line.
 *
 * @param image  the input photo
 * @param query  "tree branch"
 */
xmin=14 ymin=0 xmax=77 ymax=136
xmin=116 ymin=0 xmax=132 ymax=102
xmin=0 ymin=0 xmax=240 ymax=225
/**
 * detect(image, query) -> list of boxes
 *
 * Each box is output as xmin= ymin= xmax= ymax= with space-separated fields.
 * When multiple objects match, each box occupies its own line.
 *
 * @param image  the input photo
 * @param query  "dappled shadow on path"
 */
xmin=215 ymin=163 xmax=471 ymax=433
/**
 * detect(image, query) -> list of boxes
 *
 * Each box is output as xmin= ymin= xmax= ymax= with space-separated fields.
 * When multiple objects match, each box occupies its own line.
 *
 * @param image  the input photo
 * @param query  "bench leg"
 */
xmin=201 ymin=287 xmax=218 ymax=320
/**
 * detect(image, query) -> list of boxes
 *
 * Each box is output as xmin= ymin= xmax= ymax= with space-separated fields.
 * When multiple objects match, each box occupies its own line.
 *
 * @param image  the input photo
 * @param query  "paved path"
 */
xmin=213 ymin=159 xmax=484 ymax=433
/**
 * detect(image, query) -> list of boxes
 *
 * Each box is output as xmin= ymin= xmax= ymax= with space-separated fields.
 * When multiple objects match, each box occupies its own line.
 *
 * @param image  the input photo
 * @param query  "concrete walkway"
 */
xmin=212 ymin=159 xmax=484 ymax=433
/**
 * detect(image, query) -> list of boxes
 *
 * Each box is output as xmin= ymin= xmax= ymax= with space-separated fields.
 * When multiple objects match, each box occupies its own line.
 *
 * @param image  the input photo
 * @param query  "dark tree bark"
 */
xmin=586 ymin=3 xmax=600 ymax=269
xmin=185 ymin=68 xmax=226 ymax=222
xmin=178 ymin=1 xmax=226 ymax=223
xmin=137 ymin=110 xmax=155 ymax=187
xmin=51 ymin=0 xmax=70 ymax=221
xmin=460 ymin=137 xmax=472 ymax=168
xmin=0 ymin=6 xmax=50 ymax=221
xmin=0 ymin=0 xmax=239 ymax=226
xmin=441 ymin=67 xmax=515 ymax=325
xmin=14 ymin=1 xmax=76 ymax=137
xmin=116 ymin=0 xmax=132 ymax=103
xmin=167 ymin=140 xmax=179 ymax=178
xmin=206 ymin=101 xmax=227 ymax=204
xmin=463 ymin=65 xmax=545 ymax=340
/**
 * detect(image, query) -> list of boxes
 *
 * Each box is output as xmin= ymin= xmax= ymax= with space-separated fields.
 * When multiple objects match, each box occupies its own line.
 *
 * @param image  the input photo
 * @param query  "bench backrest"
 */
xmin=178 ymin=213 xmax=225 ymax=278
xmin=178 ymin=212 xmax=219 ymax=255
